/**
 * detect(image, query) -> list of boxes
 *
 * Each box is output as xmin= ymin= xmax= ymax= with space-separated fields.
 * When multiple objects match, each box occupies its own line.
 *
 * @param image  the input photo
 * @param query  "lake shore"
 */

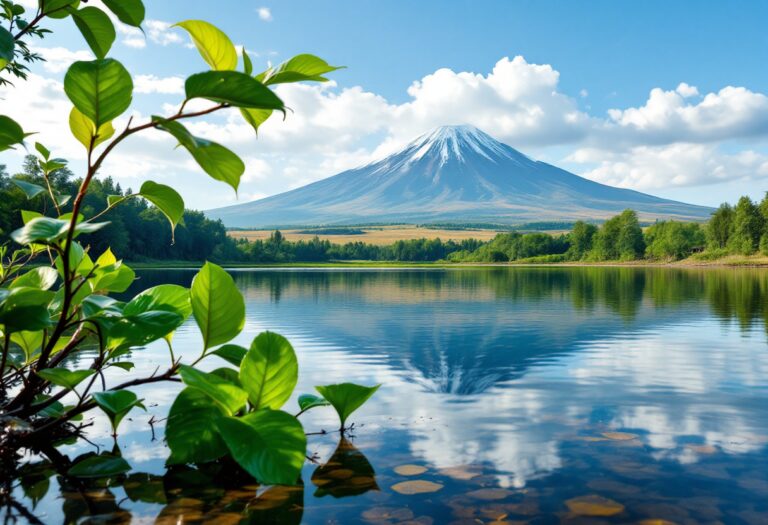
xmin=128 ymin=254 xmax=768 ymax=269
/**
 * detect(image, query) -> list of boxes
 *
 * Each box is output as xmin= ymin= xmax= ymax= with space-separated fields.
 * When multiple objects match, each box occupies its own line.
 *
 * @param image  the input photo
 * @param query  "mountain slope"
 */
xmin=209 ymin=125 xmax=712 ymax=227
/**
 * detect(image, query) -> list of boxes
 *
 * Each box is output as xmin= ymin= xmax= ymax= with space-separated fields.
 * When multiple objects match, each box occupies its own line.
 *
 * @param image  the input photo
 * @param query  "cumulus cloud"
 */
xmin=569 ymin=143 xmax=768 ymax=190
xmin=4 ymin=52 xmax=768 ymax=208
xmin=603 ymin=84 xmax=768 ymax=145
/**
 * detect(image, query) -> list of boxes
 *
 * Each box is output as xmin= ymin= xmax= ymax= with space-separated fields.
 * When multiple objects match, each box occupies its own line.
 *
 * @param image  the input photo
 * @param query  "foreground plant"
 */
xmin=0 ymin=1 xmax=376 ymax=487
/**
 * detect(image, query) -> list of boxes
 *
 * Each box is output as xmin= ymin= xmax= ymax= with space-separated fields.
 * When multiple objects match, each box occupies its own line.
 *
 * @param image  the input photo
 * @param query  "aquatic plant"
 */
xmin=0 ymin=0 xmax=376 ymax=486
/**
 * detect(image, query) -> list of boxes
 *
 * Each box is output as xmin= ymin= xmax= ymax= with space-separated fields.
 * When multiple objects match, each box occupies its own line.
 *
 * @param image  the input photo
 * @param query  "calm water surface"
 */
xmin=11 ymin=267 xmax=768 ymax=524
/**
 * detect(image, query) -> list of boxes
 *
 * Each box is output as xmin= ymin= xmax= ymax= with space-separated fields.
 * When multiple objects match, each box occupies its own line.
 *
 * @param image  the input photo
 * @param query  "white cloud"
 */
xmin=145 ymin=20 xmax=184 ymax=46
xmin=30 ymin=46 xmax=92 ymax=73
xmin=117 ymin=19 xmax=183 ymax=49
xmin=4 ymin=53 xmax=768 ymax=209
xmin=676 ymin=82 xmax=699 ymax=98
xmin=569 ymin=143 xmax=768 ymax=190
xmin=133 ymin=74 xmax=185 ymax=95
xmin=167 ymin=55 xmax=768 ymax=205
xmin=604 ymin=85 xmax=768 ymax=145
xmin=257 ymin=7 xmax=273 ymax=21
xmin=0 ymin=73 xmax=82 ymax=161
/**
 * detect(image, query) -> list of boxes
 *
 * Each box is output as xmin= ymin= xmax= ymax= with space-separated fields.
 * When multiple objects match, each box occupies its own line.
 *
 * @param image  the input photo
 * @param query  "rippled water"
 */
xmin=10 ymin=267 xmax=768 ymax=524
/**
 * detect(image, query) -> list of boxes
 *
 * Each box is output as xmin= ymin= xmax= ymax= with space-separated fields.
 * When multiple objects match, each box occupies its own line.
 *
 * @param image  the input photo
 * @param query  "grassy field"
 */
xmin=228 ymin=225 xmax=504 ymax=245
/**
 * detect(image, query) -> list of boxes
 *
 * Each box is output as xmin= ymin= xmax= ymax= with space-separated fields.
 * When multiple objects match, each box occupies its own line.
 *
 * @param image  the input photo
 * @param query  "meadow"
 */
xmin=229 ymin=225 xmax=504 ymax=245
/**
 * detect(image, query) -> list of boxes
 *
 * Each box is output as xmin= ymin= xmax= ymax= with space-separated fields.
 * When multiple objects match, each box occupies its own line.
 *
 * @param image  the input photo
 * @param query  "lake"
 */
xmin=10 ymin=267 xmax=768 ymax=524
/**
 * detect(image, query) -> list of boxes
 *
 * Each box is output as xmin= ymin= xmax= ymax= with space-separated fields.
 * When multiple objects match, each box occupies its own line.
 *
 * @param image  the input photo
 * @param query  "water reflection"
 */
xmin=8 ymin=267 xmax=768 ymax=523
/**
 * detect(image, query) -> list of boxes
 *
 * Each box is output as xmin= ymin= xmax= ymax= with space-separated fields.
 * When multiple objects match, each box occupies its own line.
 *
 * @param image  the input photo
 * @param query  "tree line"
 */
xmin=450 ymin=196 xmax=768 ymax=263
xmin=3 ymin=155 xmax=767 ymax=263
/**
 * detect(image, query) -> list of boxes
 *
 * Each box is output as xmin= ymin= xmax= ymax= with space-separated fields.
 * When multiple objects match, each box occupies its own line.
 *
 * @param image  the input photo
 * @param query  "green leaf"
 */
xmin=242 ymin=48 xmax=253 ymax=75
xmin=178 ymin=364 xmax=247 ymax=415
xmin=239 ymin=332 xmax=298 ymax=410
xmin=216 ymin=409 xmax=306 ymax=485
xmin=107 ymin=194 xmax=125 ymax=207
xmin=69 ymin=106 xmax=115 ymax=150
xmin=264 ymin=54 xmax=343 ymax=85
xmin=152 ymin=117 xmax=244 ymax=192
xmin=68 ymin=454 xmax=130 ymax=478
xmin=10 ymin=331 xmax=44 ymax=362
xmin=166 ymin=386 xmax=228 ymax=465
xmin=34 ymin=142 xmax=51 ymax=160
xmin=92 ymin=389 xmax=145 ymax=431
xmin=315 ymin=383 xmax=380 ymax=429
xmin=0 ymin=287 xmax=54 ymax=332
xmin=11 ymin=179 xmax=45 ymax=199
xmin=20 ymin=210 xmax=42 ymax=224
xmin=190 ymin=262 xmax=244 ymax=349
xmin=11 ymin=216 xmax=108 ymax=245
xmin=102 ymin=0 xmax=144 ymax=27
xmin=64 ymin=59 xmax=133 ymax=128
xmin=37 ymin=368 xmax=95 ymax=390
xmin=95 ymin=264 xmax=135 ymax=293
xmin=91 ymin=252 xmax=135 ymax=293
xmin=41 ymin=0 xmax=80 ymax=19
xmin=185 ymin=71 xmax=284 ymax=110
xmin=298 ymin=394 xmax=330 ymax=413
xmin=10 ymin=267 xmax=58 ymax=290
xmin=70 ymin=6 xmax=116 ymax=59
xmin=82 ymin=294 xmax=119 ymax=319
xmin=41 ymin=158 xmax=67 ymax=173
xmin=96 ymin=246 xmax=117 ymax=266
xmin=240 ymin=107 xmax=273 ymax=133
xmin=11 ymin=217 xmax=67 ymax=244
xmin=53 ymin=242 xmax=94 ymax=283
xmin=105 ymin=310 xmax=182 ymax=349
xmin=11 ymin=178 xmax=45 ymax=199
xmin=211 ymin=344 xmax=247 ymax=367
xmin=139 ymin=181 xmax=184 ymax=236
xmin=123 ymin=284 xmax=191 ymax=319
xmin=211 ymin=366 xmax=241 ymax=385
xmin=175 ymin=20 xmax=237 ymax=71
xmin=0 ymin=115 xmax=27 ymax=152
xmin=0 ymin=27 xmax=13 ymax=71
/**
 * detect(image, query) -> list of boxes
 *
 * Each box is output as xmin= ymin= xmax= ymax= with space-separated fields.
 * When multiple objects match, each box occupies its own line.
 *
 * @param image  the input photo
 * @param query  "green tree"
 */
xmin=645 ymin=220 xmax=705 ymax=260
xmin=706 ymin=203 xmax=734 ymax=250
xmin=729 ymin=196 xmax=762 ymax=254
xmin=567 ymin=220 xmax=598 ymax=260
xmin=615 ymin=209 xmax=645 ymax=260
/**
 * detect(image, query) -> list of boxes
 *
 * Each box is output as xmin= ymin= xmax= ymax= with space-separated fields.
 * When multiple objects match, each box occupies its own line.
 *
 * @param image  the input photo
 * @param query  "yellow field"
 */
xmin=228 ymin=225 xmax=503 ymax=245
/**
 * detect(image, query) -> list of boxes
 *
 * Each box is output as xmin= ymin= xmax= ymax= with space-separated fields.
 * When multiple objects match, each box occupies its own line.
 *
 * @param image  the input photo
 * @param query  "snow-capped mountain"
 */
xmin=208 ymin=125 xmax=712 ymax=227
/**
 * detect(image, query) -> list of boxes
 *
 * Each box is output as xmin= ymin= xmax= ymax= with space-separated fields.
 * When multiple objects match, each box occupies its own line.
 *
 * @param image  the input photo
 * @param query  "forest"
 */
xmin=2 ymin=155 xmax=767 ymax=264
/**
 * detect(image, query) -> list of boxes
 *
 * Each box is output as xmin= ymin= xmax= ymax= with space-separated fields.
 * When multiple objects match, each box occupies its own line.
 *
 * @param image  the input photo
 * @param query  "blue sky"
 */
xmin=3 ymin=0 xmax=768 ymax=210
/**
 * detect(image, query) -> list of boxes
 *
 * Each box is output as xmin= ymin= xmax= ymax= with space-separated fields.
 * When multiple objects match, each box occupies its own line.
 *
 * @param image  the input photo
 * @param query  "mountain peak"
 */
xmin=208 ymin=124 xmax=711 ymax=228
xmin=405 ymin=124 xmax=524 ymax=166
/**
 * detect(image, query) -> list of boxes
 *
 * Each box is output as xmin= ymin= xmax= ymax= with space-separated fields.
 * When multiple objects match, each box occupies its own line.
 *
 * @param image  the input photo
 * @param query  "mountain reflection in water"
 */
xmin=11 ymin=267 xmax=768 ymax=524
